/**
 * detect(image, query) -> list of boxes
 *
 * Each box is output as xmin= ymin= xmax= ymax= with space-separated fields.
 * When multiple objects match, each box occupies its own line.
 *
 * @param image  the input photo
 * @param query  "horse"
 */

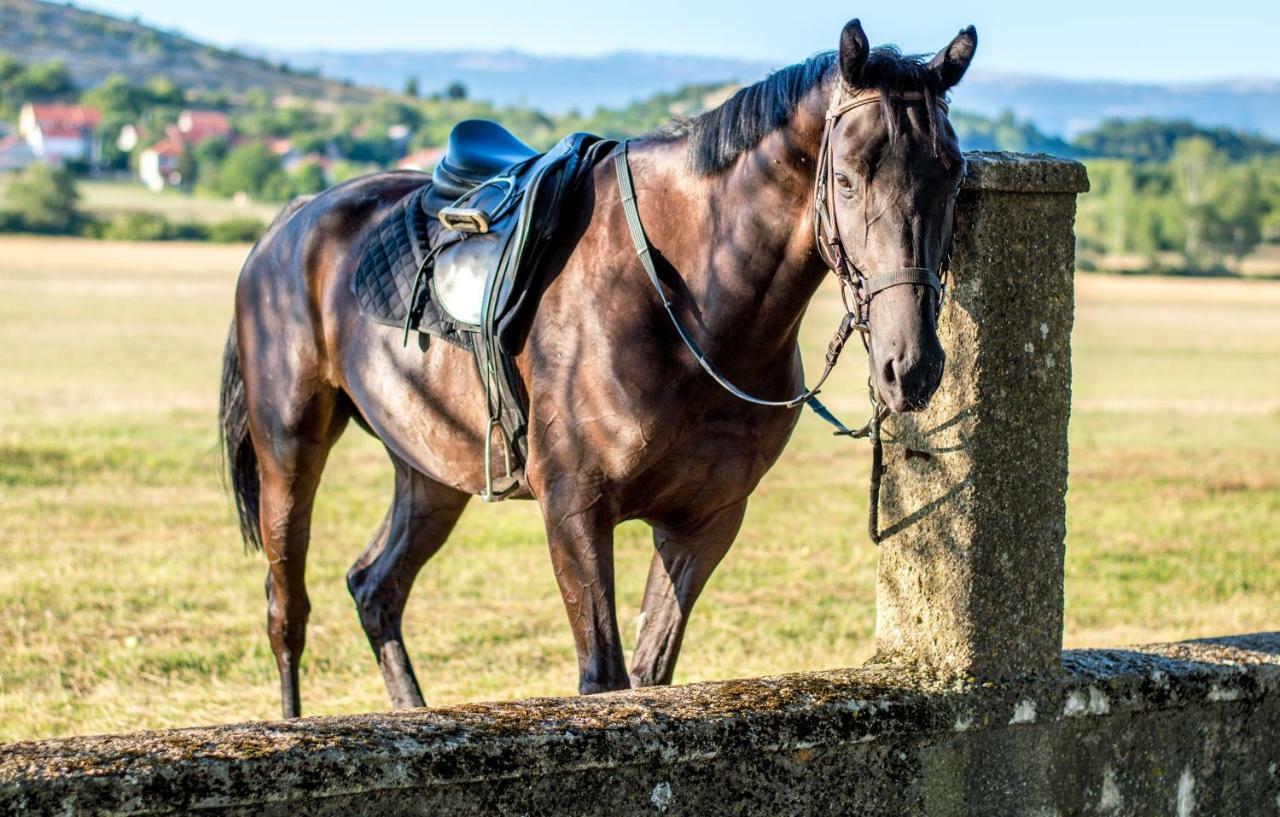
xmin=219 ymin=19 xmax=977 ymax=719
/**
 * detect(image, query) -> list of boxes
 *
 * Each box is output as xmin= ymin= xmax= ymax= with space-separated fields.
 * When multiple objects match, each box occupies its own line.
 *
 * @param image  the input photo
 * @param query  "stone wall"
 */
xmin=2 ymin=634 xmax=1277 ymax=816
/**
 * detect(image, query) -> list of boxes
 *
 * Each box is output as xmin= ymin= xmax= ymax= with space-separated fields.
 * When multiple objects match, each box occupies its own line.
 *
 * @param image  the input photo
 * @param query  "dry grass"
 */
xmin=1 ymin=236 xmax=1278 ymax=742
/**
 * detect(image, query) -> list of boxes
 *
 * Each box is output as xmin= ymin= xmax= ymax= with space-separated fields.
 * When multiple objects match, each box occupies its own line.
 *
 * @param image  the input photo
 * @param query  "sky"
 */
xmin=79 ymin=0 xmax=1279 ymax=83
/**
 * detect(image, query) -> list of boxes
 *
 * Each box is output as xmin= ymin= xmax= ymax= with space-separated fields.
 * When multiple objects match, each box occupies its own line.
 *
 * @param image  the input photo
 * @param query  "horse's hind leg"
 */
xmin=347 ymin=456 xmax=469 ymax=709
xmin=252 ymin=390 xmax=348 ymax=719
xmin=630 ymin=501 xmax=747 ymax=687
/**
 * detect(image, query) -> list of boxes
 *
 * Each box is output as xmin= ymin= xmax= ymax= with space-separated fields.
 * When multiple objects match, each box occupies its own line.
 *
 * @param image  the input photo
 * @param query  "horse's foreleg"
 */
xmin=630 ymin=502 xmax=747 ymax=688
xmin=543 ymin=493 xmax=629 ymax=694
xmin=347 ymin=459 xmax=469 ymax=709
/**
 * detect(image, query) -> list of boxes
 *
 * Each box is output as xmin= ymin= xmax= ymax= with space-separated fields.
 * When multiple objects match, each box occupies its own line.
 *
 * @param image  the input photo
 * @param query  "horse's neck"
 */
xmin=635 ymin=123 xmax=828 ymax=365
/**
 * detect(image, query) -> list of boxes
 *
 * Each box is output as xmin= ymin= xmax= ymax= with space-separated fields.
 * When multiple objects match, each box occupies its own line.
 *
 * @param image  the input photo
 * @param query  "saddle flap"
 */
xmin=432 ymin=228 xmax=512 ymax=327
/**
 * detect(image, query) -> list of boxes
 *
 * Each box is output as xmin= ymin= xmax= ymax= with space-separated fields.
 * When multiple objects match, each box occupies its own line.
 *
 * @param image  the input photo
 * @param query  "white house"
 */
xmin=17 ymin=104 xmax=102 ymax=166
xmin=136 ymin=111 xmax=233 ymax=192
xmin=138 ymin=131 xmax=185 ymax=192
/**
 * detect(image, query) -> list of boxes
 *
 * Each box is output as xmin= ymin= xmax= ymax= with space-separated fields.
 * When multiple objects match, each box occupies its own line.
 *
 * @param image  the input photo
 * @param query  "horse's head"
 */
xmin=820 ymin=20 xmax=976 ymax=412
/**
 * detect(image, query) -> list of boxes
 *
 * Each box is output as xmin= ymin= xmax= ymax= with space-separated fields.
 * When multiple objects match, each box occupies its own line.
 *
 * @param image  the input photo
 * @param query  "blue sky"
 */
xmin=81 ymin=0 xmax=1278 ymax=82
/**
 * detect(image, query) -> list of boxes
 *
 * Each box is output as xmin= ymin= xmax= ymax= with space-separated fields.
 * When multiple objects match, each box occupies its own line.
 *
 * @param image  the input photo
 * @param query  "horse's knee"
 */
xmin=347 ymin=567 xmax=400 ymax=642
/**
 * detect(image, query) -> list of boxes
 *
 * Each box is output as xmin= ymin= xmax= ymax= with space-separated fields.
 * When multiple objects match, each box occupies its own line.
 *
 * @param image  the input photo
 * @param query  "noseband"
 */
xmin=813 ymin=86 xmax=950 ymax=333
xmin=613 ymin=84 xmax=954 ymax=543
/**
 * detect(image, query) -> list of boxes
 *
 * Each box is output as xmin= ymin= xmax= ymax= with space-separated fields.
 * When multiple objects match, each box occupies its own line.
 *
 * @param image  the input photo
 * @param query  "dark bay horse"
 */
xmin=220 ymin=19 xmax=977 ymax=718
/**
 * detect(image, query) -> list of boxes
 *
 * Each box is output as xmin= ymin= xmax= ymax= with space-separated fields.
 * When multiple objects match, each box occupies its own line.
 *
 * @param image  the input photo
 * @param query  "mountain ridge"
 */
xmin=0 ymin=0 xmax=373 ymax=102
xmin=270 ymin=48 xmax=1280 ymax=138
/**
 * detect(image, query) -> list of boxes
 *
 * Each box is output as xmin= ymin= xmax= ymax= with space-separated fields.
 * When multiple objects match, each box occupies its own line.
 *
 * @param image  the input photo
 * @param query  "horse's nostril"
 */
xmin=881 ymin=359 xmax=897 ymax=386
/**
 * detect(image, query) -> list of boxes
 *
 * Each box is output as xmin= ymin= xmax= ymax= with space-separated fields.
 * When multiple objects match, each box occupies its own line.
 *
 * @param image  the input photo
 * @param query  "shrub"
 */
xmin=2 ymin=164 xmax=82 ymax=234
xmin=208 ymin=218 xmax=266 ymax=243
xmin=214 ymin=143 xmax=286 ymax=200
xmin=99 ymin=212 xmax=174 ymax=241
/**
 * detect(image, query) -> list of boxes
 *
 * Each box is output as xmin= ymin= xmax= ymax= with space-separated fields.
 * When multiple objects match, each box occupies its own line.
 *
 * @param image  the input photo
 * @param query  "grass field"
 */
xmin=0 ymin=177 xmax=282 ymax=225
xmin=1 ymin=235 xmax=1278 ymax=743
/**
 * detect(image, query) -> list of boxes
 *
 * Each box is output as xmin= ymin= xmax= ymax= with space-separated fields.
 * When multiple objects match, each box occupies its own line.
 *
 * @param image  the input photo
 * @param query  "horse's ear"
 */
xmin=838 ymin=19 xmax=870 ymax=87
xmin=928 ymin=26 xmax=978 ymax=89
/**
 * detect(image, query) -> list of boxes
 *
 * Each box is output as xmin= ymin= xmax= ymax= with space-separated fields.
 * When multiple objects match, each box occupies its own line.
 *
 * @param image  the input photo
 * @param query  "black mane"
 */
xmin=664 ymin=47 xmax=946 ymax=175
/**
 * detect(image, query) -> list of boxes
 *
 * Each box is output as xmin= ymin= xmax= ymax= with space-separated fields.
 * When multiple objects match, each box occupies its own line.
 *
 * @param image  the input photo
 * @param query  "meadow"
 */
xmin=0 ymin=235 xmax=1277 ymax=742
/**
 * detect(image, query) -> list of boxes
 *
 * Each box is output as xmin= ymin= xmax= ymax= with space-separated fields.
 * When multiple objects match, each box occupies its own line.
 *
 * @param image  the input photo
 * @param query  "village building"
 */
xmin=136 ymin=110 xmax=233 ymax=192
xmin=396 ymin=147 xmax=445 ymax=172
xmin=17 ymin=103 xmax=103 ymax=166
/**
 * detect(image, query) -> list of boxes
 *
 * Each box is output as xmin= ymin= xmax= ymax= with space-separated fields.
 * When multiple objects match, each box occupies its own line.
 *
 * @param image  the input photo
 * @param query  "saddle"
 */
xmin=352 ymin=120 xmax=616 ymax=500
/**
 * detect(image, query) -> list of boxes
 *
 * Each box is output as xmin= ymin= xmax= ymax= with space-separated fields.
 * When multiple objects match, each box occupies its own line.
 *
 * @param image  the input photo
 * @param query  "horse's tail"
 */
xmin=219 ymin=324 xmax=263 ymax=553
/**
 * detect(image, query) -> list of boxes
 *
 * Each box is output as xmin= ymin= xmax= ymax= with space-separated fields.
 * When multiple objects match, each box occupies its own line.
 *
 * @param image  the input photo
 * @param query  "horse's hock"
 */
xmin=3 ymin=152 xmax=1277 ymax=816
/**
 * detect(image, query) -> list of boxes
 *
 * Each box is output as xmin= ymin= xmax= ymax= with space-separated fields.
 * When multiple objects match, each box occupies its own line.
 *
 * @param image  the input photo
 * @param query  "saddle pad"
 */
xmin=351 ymin=182 xmax=474 ymax=350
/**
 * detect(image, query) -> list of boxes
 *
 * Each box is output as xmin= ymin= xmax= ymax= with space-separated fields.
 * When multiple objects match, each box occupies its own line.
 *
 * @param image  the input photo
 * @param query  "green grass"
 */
xmin=1 ymin=237 xmax=1278 ymax=742
xmin=0 ymin=176 xmax=282 ymax=225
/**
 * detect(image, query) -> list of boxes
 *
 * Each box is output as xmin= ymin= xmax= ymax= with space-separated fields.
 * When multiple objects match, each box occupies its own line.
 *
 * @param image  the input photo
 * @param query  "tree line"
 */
xmin=3 ymin=59 xmax=1279 ymax=269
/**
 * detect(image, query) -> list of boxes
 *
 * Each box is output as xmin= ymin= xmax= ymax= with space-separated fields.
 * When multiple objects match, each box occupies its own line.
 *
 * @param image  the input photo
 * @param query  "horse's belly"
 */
xmin=336 ymin=321 xmax=492 ymax=493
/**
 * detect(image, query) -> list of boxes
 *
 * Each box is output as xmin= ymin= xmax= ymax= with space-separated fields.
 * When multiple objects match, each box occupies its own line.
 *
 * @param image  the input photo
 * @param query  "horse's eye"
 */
xmin=834 ymin=172 xmax=853 ymax=190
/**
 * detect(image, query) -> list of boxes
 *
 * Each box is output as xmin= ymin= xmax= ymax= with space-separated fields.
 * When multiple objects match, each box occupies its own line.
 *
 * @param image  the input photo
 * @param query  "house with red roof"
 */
xmin=17 ymin=104 xmax=103 ymax=166
xmin=137 ymin=111 xmax=234 ymax=192
xmin=396 ymin=147 xmax=445 ymax=172
xmin=177 ymin=110 xmax=232 ymax=143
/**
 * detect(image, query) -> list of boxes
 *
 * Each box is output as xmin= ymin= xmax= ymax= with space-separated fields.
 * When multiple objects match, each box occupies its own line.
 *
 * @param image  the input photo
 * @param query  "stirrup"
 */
xmin=440 ymin=176 xmax=517 ymax=235
xmin=480 ymin=417 xmax=519 ymax=502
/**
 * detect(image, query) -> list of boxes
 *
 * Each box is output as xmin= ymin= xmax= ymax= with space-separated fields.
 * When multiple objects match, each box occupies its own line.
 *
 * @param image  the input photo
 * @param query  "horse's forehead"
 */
xmin=833 ymin=109 xmax=957 ymax=174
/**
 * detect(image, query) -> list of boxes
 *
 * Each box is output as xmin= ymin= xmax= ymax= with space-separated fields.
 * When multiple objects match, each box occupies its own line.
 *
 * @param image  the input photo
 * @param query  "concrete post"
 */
xmin=873 ymin=151 xmax=1090 ymax=679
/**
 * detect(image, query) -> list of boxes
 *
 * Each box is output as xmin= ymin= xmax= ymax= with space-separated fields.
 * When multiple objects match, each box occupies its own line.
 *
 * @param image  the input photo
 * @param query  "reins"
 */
xmin=614 ymin=84 xmax=952 ymax=544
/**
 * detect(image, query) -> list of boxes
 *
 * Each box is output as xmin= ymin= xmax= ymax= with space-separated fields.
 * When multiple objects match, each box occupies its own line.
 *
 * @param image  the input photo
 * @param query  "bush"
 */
xmin=208 ymin=218 xmax=266 ymax=243
xmin=99 ymin=211 xmax=173 ymax=241
xmin=2 ymin=164 xmax=82 ymax=234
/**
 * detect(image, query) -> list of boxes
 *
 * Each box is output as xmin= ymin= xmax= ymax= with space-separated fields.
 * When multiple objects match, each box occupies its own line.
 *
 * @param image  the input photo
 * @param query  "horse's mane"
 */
xmin=656 ymin=47 xmax=947 ymax=175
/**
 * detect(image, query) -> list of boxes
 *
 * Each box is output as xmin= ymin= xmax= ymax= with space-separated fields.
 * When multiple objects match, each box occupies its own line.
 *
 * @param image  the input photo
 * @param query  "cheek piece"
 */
xmin=813 ymin=85 xmax=953 ymax=335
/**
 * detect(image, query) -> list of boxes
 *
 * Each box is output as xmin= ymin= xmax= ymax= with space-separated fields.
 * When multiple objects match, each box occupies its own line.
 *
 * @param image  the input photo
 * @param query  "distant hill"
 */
xmin=957 ymin=72 xmax=1280 ymax=139
xmin=272 ymin=48 xmax=1280 ymax=139
xmin=0 ymin=0 xmax=370 ymax=102
xmin=264 ymin=49 xmax=775 ymax=114
xmin=5 ymin=0 xmax=1279 ymax=140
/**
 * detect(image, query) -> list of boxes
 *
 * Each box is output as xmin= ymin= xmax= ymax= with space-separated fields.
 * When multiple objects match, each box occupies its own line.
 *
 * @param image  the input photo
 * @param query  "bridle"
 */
xmin=613 ymin=82 xmax=955 ymax=543
xmin=813 ymin=84 xmax=950 ymax=336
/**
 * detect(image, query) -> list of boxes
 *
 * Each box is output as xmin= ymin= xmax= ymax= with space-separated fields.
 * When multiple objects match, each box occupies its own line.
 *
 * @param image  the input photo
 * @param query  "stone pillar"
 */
xmin=873 ymin=151 xmax=1089 ymax=679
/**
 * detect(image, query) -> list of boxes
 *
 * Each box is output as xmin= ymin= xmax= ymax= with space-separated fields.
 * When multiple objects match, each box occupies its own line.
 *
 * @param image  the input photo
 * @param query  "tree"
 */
xmin=82 ymin=74 xmax=148 ymax=118
xmin=2 ymin=164 xmax=82 ymax=234
xmin=214 ymin=143 xmax=285 ymax=199
xmin=288 ymin=162 xmax=328 ymax=196
xmin=1170 ymin=137 xmax=1223 ymax=262
xmin=1214 ymin=164 xmax=1264 ymax=267
xmin=444 ymin=81 xmax=468 ymax=101
xmin=404 ymin=76 xmax=420 ymax=98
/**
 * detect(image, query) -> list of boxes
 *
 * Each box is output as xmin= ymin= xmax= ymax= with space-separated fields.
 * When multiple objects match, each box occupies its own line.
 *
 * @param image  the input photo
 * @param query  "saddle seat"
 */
xmin=431 ymin=120 xmax=539 ymax=201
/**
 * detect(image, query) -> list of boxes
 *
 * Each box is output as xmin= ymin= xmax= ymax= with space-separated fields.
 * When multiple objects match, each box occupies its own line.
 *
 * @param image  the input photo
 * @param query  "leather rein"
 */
xmin=614 ymin=85 xmax=952 ymax=543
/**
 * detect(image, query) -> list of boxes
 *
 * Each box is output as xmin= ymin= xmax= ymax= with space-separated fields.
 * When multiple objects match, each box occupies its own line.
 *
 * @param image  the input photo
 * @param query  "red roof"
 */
xmin=180 ymin=110 xmax=230 ymax=132
xmin=42 ymin=127 xmax=93 ymax=139
xmin=178 ymin=110 xmax=232 ymax=144
xmin=397 ymin=147 xmax=445 ymax=170
xmin=29 ymin=104 xmax=102 ymax=129
xmin=147 ymin=136 xmax=186 ymax=158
